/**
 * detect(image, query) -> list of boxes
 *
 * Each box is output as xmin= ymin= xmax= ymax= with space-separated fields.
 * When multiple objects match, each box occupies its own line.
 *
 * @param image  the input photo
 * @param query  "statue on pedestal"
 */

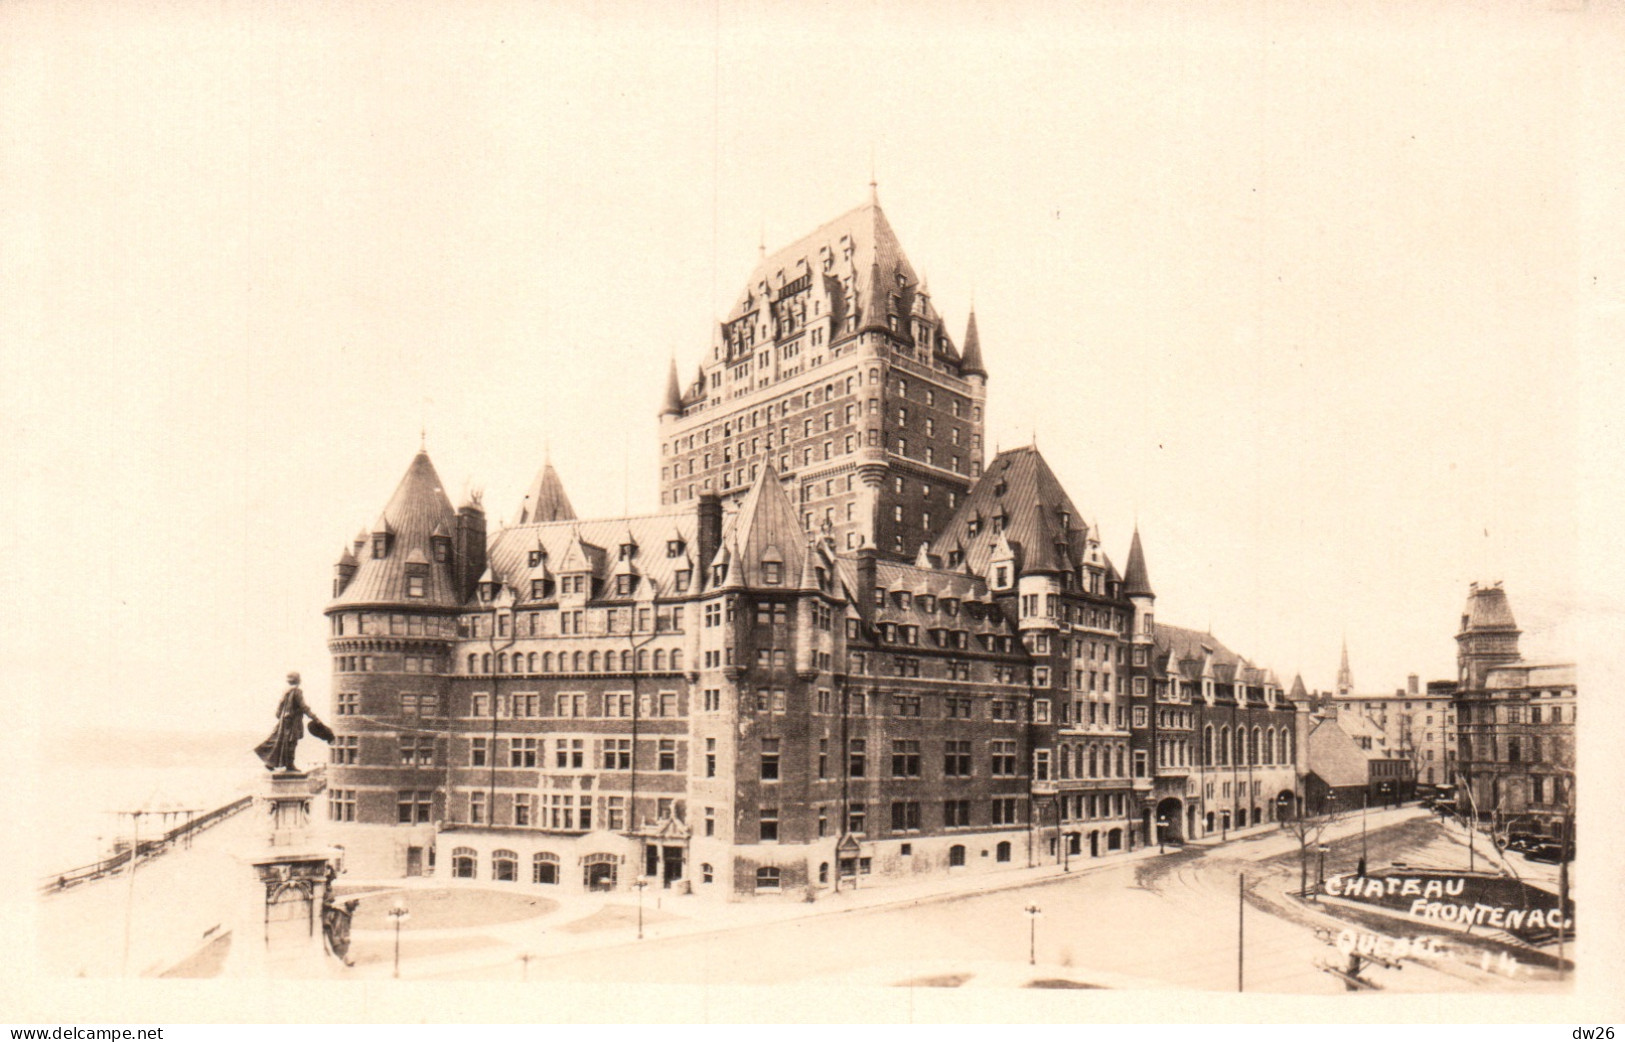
xmin=255 ymin=672 xmax=334 ymax=772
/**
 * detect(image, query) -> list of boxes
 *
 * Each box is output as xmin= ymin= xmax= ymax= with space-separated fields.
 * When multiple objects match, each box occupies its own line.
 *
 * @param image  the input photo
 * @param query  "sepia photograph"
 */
xmin=4 ymin=0 xmax=1621 ymax=1028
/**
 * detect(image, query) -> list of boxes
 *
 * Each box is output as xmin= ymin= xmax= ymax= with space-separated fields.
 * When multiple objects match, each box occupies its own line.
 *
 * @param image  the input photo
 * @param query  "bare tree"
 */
xmin=1284 ymin=796 xmax=1348 ymax=898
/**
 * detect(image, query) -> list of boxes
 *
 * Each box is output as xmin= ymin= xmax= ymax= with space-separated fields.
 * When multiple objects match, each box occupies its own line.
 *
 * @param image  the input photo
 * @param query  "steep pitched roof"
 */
xmin=1307 ymin=717 xmax=1377 ymax=787
xmin=929 ymin=446 xmax=1097 ymax=578
xmin=330 ymin=450 xmax=461 ymax=609
xmin=727 ymin=198 xmax=918 ymax=325
xmin=487 ymin=511 xmax=697 ymax=603
xmin=716 ymin=465 xmax=806 ymax=587
xmin=1461 ymin=583 xmax=1519 ymax=631
xmin=518 ymin=460 xmax=576 ymax=525
xmin=1122 ymin=527 xmax=1154 ymax=598
xmin=660 ymin=356 xmax=683 ymax=416
xmin=959 ymin=308 xmax=986 ymax=377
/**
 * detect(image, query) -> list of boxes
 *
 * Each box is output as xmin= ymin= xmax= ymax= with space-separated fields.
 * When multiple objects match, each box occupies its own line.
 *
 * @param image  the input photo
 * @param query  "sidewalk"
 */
xmin=340 ymin=840 xmax=1174 ymax=980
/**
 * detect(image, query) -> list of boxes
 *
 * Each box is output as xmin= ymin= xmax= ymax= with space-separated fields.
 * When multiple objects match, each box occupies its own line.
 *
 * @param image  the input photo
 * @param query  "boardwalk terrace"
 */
xmin=323 ymin=194 xmax=1308 ymax=896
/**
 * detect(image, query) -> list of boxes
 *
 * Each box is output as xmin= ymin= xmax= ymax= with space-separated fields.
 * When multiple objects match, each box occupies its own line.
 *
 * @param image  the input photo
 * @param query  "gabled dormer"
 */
xmin=988 ymin=531 xmax=1018 ymax=592
xmin=403 ymin=547 xmax=431 ymax=599
xmin=371 ymin=516 xmax=395 ymax=559
xmin=476 ymin=564 xmax=503 ymax=604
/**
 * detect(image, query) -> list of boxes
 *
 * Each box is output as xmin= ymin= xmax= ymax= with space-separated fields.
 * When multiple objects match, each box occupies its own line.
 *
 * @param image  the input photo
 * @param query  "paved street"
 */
xmin=404 ymin=808 xmax=1567 ymax=993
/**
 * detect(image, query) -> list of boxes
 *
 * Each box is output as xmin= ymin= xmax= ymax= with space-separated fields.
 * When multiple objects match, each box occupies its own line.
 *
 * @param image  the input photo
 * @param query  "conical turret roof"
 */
xmin=660 ymin=356 xmax=683 ymax=416
xmin=330 ymin=449 xmax=461 ymax=608
xmin=518 ymin=460 xmax=576 ymax=525
xmin=960 ymin=308 xmax=986 ymax=377
xmin=1123 ymin=527 xmax=1154 ymax=598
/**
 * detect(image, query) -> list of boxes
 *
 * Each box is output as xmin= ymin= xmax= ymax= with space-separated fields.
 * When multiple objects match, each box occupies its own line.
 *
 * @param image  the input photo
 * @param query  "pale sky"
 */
xmin=6 ymin=1 xmax=1619 ymax=738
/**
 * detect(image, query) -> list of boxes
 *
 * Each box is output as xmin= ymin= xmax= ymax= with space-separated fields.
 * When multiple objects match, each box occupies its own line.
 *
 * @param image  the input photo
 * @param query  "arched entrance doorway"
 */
xmin=1155 ymin=797 xmax=1184 ymax=844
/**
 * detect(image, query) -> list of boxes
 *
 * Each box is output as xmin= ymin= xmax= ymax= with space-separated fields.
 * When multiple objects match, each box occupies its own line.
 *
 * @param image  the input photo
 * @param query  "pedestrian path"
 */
xmin=339 ymin=841 xmax=1175 ymax=980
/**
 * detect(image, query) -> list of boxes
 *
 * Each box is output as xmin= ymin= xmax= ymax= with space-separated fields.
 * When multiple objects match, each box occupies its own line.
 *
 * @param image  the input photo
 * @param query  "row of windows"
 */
xmin=464 ymin=648 xmax=685 ymax=675
xmin=757 ymin=797 xmax=1023 ymax=843
xmin=1050 ymin=743 xmax=1132 ymax=780
xmin=466 ymin=689 xmax=681 ymax=720
xmin=1054 ymin=792 xmax=1133 ymax=821
xmin=460 ymin=607 xmax=687 ymax=640
xmin=330 ymin=613 xmax=457 ymax=638
xmin=467 ymin=735 xmax=681 ymax=772
xmin=1200 ymin=725 xmax=1293 ymax=767
xmin=1459 ymin=734 xmax=1567 ymax=764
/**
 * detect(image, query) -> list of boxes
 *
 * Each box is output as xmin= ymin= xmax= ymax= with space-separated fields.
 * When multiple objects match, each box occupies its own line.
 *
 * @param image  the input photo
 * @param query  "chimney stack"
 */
xmin=855 ymin=547 xmax=879 ymax=624
xmin=1407 ymin=673 xmax=1419 ymax=696
xmin=455 ymin=501 xmax=487 ymax=603
xmin=696 ymin=493 xmax=723 ymax=589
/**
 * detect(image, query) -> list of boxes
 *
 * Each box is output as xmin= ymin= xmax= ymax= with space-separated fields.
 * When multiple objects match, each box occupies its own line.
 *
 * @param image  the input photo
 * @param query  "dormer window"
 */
xmin=372 ymin=534 xmax=389 ymax=559
xmin=674 ymin=569 xmax=692 ymax=593
xmin=531 ymin=579 xmax=549 ymax=600
xmin=667 ymin=539 xmax=685 ymax=557
xmin=993 ymin=565 xmax=1011 ymax=589
xmin=919 ymin=595 xmax=935 ymax=614
xmin=967 ymin=516 xmax=981 ymax=536
xmin=712 ymin=563 xmax=728 ymax=585
xmin=947 ymin=550 xmax=965 ymax=568
xmin=528 ymin=549 xmax=546 ymax=567
xmin=616 ymin=575 xmax=638 ymax=597
xmin=620 ymin=542 xmax=638 ymax=561
xmin=896 ymin=591 xmax=912 ymax=610
xmin=994 ymin=480 xmax=1007 ymax=497
xmin=406 ymin=569 xmax=427 ymax=598
xmin=942 ymin=598 xmax=958 ymax=616
xmin=762 ymin=561 xmax=783 ymax=585
xmin=432 ymin=537 xmax=451 ymax=563
xmin=478 ymin=579 xmax=500 ymax=602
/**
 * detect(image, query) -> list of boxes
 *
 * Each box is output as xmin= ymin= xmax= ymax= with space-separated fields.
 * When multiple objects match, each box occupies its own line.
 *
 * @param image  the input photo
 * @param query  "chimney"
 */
xmin=1407 ymin=673 xmax=1419 ymax=696
xmin=696 ymin=493 xmax=723 ymax=589
xmin=855 ymin=547 xmax=879 ymax=624
xmin=455 ymin=502 xmax=487 ymax=603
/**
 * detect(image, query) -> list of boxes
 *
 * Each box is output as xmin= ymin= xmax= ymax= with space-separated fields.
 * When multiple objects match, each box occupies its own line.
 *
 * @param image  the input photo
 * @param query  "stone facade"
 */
xmin=323 ymin=193 xmax=1306 ymax=894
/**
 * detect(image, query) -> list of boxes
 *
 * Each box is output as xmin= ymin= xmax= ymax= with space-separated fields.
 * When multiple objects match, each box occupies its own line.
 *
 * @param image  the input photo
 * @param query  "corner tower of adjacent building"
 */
xmin=657 ymin=190 xmax=988 ymax=559
xmin=1456 ymin=581 xmax=1522 ymax=690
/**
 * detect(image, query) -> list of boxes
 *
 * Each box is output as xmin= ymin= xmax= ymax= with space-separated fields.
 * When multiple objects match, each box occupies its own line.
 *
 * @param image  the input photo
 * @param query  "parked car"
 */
xmin=1523 ymin=841 xmax=1573 ymax=864
xmin=1504 ymin=832 xmax=1543 ymax=853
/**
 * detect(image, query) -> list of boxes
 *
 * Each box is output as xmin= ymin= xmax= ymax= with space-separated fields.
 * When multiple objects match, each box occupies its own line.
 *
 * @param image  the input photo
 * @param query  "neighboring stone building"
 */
xmin=322 ymin=192 xmax=1305 ymax=895
xmin=1301 ymin=711 xmax=1416 ymax=814
xmin=1329 ymin=666 xmax=1458 ymax=787
xmin=1452 ymin=582 xmax=1576 ymax=839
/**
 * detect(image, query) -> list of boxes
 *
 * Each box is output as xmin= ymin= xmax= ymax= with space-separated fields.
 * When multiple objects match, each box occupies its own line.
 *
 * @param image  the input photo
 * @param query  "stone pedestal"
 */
xmin=225 ymin=771 xmax=348 ymax=978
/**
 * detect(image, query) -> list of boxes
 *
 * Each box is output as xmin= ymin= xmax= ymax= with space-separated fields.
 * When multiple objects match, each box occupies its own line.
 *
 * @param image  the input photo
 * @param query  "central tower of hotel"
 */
xmin=658 ymin=187 xmax=987 ymax=558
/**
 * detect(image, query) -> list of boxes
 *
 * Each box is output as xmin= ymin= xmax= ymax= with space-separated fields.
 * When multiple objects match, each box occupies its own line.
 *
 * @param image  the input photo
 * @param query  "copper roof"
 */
xmin=517 ymin=461 xmax=576 ymax=525
xmin=1461 ymin=583 xmax=1519 ymax=632
xmin=329 ymin=450 xmax=461 ymax=609
xmin=488 ymin=511 xmax=697 ymax=603
xmin=1122 ymin=527 xmax=1153 ymax=597
xmin=929 ymin=446 xmax=1098 ymax=578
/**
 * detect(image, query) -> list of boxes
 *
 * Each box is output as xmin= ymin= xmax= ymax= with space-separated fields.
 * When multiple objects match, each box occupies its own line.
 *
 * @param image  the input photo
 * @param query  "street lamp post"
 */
xmin=1317 ymin=843 xmax=1329 ymax=897
xmin=1158 ymin=816 xmax=1169 ymax=854
xmin=1023 ymin=904 xmax=1042 ymax=966
xmin=634 ymin=877 xmax=648 ymax=940
xmin=387 ymin=900 xmax=410 ymax=978
xmin=1359 ymin=790 xmax=1368 ymax=878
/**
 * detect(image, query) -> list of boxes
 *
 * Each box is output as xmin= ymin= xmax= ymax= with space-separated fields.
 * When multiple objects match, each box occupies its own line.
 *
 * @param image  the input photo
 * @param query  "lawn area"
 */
xmin=351 ymin=888 xmax=558 ymax=931
xmin=556 ymin=903 xmax=684 ymax=934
